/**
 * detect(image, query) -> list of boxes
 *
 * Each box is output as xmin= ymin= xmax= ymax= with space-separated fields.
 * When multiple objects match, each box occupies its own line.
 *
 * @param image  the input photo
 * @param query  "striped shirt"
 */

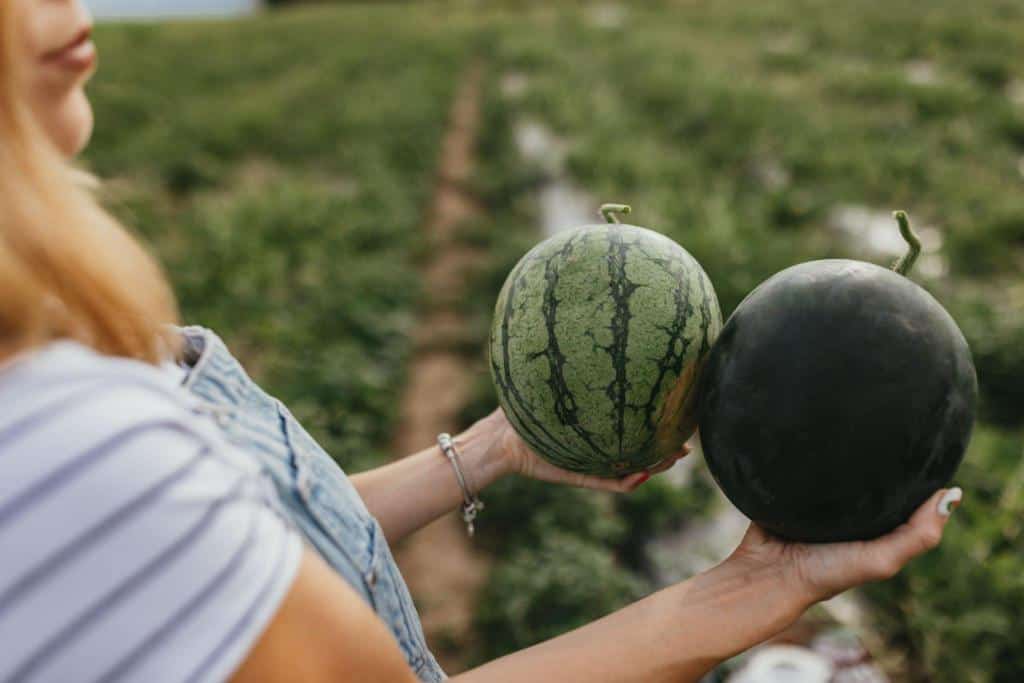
xmin=0 ymin=341 xmax=303 ymax=683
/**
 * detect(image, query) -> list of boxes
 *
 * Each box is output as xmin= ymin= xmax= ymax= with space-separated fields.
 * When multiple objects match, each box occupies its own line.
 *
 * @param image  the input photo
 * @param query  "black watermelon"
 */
xmin=698 ymin=212 xmax=977 ymax=542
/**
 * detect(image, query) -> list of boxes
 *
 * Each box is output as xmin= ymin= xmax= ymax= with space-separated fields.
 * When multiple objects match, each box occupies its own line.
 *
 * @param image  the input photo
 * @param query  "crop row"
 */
xmin=89 ymin=6 xmax=469 ymax=471
xmin=85 ymin=3 xmax=1024 ymax=679
xmin=461 ymin=3 xmax=1024 ymax=680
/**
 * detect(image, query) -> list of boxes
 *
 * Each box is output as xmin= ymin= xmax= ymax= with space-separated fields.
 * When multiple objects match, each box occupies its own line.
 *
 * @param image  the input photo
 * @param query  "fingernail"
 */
xmin=636 ymin=472 xmax=651 ymax=486
xmin=938 ymin=487 xmax=963 ymax=517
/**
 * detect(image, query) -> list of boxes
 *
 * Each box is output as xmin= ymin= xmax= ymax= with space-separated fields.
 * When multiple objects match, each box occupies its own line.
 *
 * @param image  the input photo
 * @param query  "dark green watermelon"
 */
xmin=698 ymin=212 xmax=977 ymax=542
xmin=489 ymin=204 xmax=722 ymax=477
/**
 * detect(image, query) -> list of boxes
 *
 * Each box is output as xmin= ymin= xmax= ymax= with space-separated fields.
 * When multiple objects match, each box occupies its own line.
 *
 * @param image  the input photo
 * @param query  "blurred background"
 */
xmin=83 ymin=1 xmax=1023 ymax=681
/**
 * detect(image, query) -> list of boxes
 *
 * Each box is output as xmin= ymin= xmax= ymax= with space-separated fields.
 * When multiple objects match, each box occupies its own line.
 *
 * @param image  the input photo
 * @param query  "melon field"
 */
xmin=88 ymin=1 xmax=1023 ymax=681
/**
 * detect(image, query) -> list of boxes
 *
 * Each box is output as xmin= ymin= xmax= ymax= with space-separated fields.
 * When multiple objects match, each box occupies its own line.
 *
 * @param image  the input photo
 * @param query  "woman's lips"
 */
xmin=42 ymin=28 xmax=97 ymax=73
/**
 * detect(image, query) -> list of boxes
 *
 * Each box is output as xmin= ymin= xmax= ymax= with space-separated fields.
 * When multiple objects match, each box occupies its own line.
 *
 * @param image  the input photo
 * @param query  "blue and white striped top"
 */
xmin=0 ymin=341 xmax=303 ymax=683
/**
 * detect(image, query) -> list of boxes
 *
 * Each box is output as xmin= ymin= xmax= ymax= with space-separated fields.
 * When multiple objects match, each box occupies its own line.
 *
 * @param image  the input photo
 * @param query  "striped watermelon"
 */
xmin=489 ymin=205 xmax=722 ymax=477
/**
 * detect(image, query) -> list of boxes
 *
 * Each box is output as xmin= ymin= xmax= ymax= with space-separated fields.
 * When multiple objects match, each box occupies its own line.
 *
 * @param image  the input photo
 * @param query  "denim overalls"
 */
xmin=177 ymin=326 xmax=446 ymax=682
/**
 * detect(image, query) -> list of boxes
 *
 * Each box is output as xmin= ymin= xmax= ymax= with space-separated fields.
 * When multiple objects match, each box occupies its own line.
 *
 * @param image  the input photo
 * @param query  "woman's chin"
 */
xmin=71 ymin=105 xmax=95 ymax=156
xmin=43 ymin=88 xmax=94 ymax=158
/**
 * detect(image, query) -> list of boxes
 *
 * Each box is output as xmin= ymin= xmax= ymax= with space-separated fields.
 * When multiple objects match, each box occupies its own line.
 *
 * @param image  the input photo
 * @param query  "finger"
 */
xmin=624 ymin=446 xmax=690 ymax=485
xmin=647 ymin=459 xmax=676 ymax=475
xmin=646 ymin=445 xmax=692 ymax=475
xmin=622 ymin=471 xmax=651 ymax=491
xmin=735 ymin=522 xmax=768 ymax=547
xmin=560 ymin=449 xmax=691 ymax=493
xmin=567 ymin=470 xmax=648 ymax=493
xmin=648 ymin=457 xmax=680 ymax=475
xmin=862 ymin=487 xmax=960 ymax=580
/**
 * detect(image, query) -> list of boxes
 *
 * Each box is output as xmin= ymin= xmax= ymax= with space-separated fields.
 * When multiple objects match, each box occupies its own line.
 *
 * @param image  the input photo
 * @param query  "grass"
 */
xmin=467 ymin=2 xmax=1024 ymax=680
xmin=88 ymin=5 xmax=472 ymax=471
xmin=86 ymin=2 xmax=1024 ymax=681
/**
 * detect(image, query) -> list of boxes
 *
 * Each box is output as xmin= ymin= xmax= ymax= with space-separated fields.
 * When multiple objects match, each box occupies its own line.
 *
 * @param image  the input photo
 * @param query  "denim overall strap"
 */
xmin=177 ymin=326 xmax=445 ymax=681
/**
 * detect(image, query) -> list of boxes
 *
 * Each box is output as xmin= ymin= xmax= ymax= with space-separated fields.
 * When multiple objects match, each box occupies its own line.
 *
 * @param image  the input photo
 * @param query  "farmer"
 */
xmin=0 ymin=1 xmax=963 ymax=681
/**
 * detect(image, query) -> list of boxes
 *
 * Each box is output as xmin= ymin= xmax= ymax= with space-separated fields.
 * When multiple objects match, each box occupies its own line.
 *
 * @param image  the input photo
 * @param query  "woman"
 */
xmin=0 ymin=1 xmax=963 ymax=681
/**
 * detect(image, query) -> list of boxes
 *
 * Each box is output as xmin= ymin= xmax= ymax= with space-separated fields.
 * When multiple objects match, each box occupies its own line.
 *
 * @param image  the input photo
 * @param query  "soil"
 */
xmin=390 ymin=63 xmax=490 ymax=674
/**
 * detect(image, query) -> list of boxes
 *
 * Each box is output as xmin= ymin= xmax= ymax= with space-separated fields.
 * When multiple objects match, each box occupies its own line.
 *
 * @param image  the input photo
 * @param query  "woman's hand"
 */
xmin=455 ymin=488 xmax=963 ymax=683
xmin=461 ymin=407 xmax=689 ymax=494
xmin=726 ymin=486 xmax=963 ymax=606
xmin=354 ymin=405 xmax=685 ymax=543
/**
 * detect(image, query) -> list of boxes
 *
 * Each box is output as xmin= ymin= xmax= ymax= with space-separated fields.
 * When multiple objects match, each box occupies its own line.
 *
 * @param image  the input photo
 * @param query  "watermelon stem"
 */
xmin=891 ymin=210 xmax=921 ymax=276
xmin=600 ymin=203 xmax=632 ymax=224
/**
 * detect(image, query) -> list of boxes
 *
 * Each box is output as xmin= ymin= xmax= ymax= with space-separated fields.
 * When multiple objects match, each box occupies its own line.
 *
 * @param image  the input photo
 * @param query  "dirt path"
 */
xmin=390 ymin=63 xmax=490 ymax=674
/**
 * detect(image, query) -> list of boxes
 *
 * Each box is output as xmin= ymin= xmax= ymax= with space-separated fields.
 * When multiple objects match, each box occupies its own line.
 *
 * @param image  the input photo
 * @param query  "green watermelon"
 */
xmin=489 ymin=204 xmax=723 ymax=477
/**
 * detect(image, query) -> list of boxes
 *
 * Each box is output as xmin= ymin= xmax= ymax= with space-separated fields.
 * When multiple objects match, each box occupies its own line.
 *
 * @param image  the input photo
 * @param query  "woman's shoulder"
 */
xmin=0 ymin=339 xmax=255 ymax=503
xmin=0 ymin=339 xmax=278 ymax=525
xmin=0 ymin=339 xmax=209 ymax=445
xmin=0 ymin=340 xmax=304 ymax=682
xmin=0 ymin=338 xmax=186 ymax=399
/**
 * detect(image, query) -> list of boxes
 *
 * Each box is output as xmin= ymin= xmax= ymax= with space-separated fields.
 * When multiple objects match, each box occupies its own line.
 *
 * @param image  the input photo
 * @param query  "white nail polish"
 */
xmin=938 ymin=487 xmax=963 ymax=517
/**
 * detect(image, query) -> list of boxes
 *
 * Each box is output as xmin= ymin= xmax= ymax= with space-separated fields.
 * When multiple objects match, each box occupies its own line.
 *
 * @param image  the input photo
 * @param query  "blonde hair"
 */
xmin=0 ymin=2 xmax=180 ymax=364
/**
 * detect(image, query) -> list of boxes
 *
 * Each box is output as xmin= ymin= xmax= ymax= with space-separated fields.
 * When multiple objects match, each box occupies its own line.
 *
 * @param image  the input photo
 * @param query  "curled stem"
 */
xmin=600 ymin=203 xmax=632 ymax=224
xmin=890 ymin=210 xmax=921 ymax=276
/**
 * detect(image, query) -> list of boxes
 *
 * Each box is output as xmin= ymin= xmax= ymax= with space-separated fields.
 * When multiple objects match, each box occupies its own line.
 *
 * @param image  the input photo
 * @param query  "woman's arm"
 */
xmin=236 ymin=488 xmax=959 ymax=683
xmin=454 ymin=487 xmax=959 ymax=682
xmin=232 ymin=548 xmax=420 ymax=683
xmin=351 ymin=408 xmax=685 ymax=543
xmin=348 ymin=420 xmax=511 ymax=542
xmin=457 ymin=558 xmax=802 ymax=682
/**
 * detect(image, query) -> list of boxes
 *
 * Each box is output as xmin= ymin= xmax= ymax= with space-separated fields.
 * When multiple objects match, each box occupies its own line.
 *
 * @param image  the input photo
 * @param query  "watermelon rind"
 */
xmin=489 ymin=223 xmax=722 ymax=477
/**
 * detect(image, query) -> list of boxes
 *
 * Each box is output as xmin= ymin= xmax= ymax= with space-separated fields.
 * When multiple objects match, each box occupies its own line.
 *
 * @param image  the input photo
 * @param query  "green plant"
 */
xmin=90 ymin=3 xmax=1024 ymax=677
xmin=615 ymin=474 xmax=716 ymax=569
xmin=474 ymin=533 xmax=648 ymax=661
xmin=476 ymin=2 xmax=1024 ymax=675
xmin=955 ymin=293 xmax=1024 ymax=427
xmin=479 ymin=476 xmax=627 ymax=555
xmin=88 ymin=4 xmax=471 ymax=473
xmin=863 ymin=425 xmax=1024 ymax=682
